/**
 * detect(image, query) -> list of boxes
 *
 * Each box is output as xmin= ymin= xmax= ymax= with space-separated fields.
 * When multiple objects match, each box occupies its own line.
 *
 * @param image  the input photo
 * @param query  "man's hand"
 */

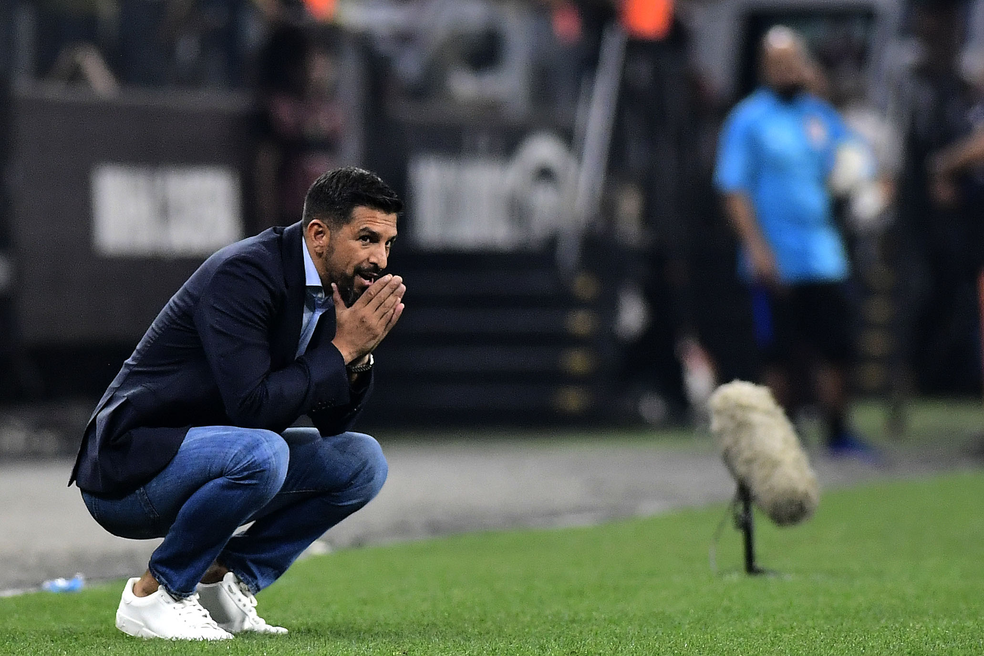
xmin=929 ymin=174 xmax=960 ymax=209
xmin=747 ymin=237 xmax=782 ymax=290
xmin=722 ymin=192 xmax=783 ymax=290
xmin=331 ymin=274 xmax=405 ymax=365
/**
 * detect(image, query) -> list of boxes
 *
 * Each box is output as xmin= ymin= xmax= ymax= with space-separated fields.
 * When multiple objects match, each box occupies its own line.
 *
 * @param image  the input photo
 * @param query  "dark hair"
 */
xmin=302 ymin=167 xmax=403 ymax=230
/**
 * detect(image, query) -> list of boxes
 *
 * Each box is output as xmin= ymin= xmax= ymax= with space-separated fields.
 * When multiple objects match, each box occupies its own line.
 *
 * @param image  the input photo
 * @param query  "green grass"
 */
xmin=2 ymin=471 xmax=983 ymax=655
xmin=854 ymin=398 xmax=984 ymax=443
xmin=378 ymin=398 xmax=984 ymax=451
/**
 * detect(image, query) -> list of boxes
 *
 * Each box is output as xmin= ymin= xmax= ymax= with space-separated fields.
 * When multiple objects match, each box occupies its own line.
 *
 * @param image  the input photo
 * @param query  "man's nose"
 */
xmin=368 ymin=243 xmax=388 ymax=270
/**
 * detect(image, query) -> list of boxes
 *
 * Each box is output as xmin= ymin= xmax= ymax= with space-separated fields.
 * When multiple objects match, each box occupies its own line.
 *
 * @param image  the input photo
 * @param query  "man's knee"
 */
xmin=348 ymin=433 xmax=388 ymax=502
xmin=228 ymin=429 xmax=289 ymax=492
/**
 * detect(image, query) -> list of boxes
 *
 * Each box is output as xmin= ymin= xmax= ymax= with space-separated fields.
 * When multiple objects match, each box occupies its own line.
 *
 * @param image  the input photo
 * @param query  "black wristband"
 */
xmin=346 ymin=353 xmax=374 ymax=374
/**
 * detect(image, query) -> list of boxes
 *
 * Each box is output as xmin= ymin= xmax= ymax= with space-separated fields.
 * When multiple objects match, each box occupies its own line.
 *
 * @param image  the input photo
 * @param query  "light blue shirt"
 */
xmin=296 ymin=241 xmax=332 ymax=358
xmin=714 ymin=88 xmax=850 ymax=283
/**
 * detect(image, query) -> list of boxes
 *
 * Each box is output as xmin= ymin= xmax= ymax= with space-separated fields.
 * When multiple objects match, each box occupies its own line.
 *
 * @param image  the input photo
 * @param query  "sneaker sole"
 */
xmin=116 ymin=611 xmax=232 ymax=640
xmin=220 ymin=623 xmax=289 ymax=635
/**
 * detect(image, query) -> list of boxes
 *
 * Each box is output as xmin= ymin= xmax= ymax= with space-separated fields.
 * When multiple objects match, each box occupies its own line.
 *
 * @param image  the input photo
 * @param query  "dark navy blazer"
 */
xmin=70 ymin=221 xmax=372 ymax=497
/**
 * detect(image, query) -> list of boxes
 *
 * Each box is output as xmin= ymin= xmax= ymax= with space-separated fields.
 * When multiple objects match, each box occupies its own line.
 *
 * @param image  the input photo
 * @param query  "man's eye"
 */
xmin=360 ymin=236 xmax=372 ymax=243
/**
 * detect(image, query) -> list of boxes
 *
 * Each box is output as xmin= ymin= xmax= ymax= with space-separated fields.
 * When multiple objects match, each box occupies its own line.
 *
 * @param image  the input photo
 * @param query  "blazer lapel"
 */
xmin=271 ymin=221 xmax=306 ymax=368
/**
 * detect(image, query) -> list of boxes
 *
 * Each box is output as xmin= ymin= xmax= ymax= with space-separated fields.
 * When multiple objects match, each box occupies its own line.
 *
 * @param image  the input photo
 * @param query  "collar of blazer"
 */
xmin=273 ymin=221 xmax=309 ymax=367
xmin=279 ymin=221 xmax=306 ymax=291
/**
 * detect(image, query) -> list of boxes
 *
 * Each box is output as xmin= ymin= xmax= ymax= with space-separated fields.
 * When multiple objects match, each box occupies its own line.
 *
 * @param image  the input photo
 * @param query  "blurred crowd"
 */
xmin=5 ymin=0 xmax=984 ymax=426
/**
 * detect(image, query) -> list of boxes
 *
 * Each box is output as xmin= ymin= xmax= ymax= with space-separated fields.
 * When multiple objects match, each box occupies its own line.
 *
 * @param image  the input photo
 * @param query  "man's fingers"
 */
xmin=348 ymin=274 xmax=391 ymax=310
xmin=331 ymin=283 xmax=347 ymax=309
xmin=369 ymin=275 xmax=402 ymax=311
xmin=335 ymin=275 xmax=404 ymax=355
xmin=374 ymin=283 xmax=406 ymax=316
xmin=365 ymin=275 xmax=403 ymax=311
xmin=382 ymin=302 xmax=405 ymax=334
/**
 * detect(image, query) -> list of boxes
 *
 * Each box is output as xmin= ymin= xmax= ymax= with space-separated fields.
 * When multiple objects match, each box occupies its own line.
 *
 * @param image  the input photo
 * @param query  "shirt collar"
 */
xmin=301 ymin=239 xmax=324 ymax=293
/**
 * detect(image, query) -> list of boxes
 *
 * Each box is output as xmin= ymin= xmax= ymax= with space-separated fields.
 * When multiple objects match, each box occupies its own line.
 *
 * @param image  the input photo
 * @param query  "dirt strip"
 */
xmin=0 ymin=437 xmax=977 ymax=593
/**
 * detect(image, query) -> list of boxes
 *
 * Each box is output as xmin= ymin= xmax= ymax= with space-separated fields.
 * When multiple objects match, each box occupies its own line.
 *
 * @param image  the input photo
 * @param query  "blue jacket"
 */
xmin=70 ymin=221 xmax=372 ymax=497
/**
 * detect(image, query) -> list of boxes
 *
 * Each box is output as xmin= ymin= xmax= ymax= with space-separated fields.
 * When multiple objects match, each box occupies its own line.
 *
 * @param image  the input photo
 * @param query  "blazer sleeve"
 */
xmin=309 ymin=370 xmax=373 ymax=435
xmin=304 ymin=305 xmax=374 ymax=435
xmin=193 ymin=256 xmax=353 ymax=429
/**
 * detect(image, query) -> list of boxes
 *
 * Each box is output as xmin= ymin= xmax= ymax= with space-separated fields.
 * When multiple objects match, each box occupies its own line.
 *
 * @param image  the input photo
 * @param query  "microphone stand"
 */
xmin=735 ymin=483 xmax=768 ymax=575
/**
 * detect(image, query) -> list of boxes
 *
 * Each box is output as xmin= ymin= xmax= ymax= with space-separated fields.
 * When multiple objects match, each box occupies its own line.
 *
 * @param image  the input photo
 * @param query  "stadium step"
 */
xmin=365 ymin=245 xmax=621 ymax=426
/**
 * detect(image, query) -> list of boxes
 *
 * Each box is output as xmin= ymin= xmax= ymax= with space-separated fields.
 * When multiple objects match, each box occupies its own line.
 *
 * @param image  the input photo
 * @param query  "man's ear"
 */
xmin=305 ymin=218 xmax=331 ymax=255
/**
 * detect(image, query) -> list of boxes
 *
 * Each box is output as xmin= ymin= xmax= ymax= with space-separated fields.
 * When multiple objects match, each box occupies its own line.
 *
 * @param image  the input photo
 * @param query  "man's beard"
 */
xmin=333 ymin=272 xmax=359 ymax=307
xmin=773 ymin=82 xmax=805 ymax=102
xmin=325 ymin=257 xmax=381 ymax=307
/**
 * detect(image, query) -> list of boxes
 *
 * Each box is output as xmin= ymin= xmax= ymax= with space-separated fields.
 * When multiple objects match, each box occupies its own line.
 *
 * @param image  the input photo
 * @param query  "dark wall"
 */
xmin=9 ymin=84 xmax=256 ymax=345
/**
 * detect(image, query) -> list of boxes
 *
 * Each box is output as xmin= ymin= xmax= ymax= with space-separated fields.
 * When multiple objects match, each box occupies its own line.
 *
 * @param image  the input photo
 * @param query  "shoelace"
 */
xmin=235 ymin=579 xmax=259 ymax=609
xmin=172 ymin=593 xmax=223 ymax=630
xmin=226 ymin=577 xmax=286 ymax=633
xmin=230 ymin=578 xmax=269 ymax=625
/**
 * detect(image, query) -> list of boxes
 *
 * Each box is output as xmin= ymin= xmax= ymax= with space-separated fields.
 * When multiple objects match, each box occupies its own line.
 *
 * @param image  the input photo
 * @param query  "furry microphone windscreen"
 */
xmin=708 ymin=381 xmax=819 ymax=526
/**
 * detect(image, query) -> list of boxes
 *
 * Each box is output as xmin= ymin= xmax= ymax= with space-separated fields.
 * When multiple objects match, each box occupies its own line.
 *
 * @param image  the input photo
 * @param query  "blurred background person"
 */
xmin=33 ymin=0 xmax=109 ymax=78
xmin=255 ymin=23 xmax=347 ymax=228
xmin=929 ymin=120 xmax=984 ymax=450
xmin=930 ymin=127 xmax=984 ymax=183
xmin=895 ymin=0 xmax=983 ymax=397
xmin=714 ymin=26 xmax=873 ymax=457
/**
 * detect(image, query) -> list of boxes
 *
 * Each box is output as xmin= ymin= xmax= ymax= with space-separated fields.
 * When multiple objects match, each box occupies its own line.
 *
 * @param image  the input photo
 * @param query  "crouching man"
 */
xmin=69 ymin=167 xmax=405 ymax=640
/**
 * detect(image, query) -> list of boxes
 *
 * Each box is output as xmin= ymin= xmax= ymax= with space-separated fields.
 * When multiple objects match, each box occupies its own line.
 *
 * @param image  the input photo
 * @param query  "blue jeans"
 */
xmin=81 ymin=427 xmax=387 ymax=599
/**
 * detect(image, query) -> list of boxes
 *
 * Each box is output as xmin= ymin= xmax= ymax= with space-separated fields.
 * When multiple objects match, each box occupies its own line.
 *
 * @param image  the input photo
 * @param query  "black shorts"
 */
xmin=750 ymin=282 xmax=853 ymax=366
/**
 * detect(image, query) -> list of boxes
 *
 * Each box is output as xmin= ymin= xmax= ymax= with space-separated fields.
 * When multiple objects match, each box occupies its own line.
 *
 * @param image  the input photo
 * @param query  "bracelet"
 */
xmin=346 ymin=353 xmax=374 ymax=374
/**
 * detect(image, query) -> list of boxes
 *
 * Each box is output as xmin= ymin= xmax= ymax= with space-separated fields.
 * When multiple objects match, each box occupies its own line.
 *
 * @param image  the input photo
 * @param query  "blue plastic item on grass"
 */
xmin=41 ymin=574 xmax=85 ymax=593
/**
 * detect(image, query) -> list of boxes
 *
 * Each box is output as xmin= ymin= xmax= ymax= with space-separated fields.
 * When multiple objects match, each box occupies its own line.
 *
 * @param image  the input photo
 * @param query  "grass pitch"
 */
xmin=1 ymin=470 xmax=982 ymax=655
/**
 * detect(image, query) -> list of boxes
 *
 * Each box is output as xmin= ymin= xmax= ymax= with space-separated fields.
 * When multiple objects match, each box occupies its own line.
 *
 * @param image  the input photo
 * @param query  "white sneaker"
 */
xmin=116 ymin=577 xmax=233 ymax=640
xmin=197 ymin=572 xmax=288 ymax=635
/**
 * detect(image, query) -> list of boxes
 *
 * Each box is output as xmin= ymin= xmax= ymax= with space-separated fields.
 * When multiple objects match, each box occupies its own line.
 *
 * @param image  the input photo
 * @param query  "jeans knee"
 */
xmin=353 ymin=434 xmax=388 ymax=502
xmin=229 ymin=429 xmax=289 ymax=492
